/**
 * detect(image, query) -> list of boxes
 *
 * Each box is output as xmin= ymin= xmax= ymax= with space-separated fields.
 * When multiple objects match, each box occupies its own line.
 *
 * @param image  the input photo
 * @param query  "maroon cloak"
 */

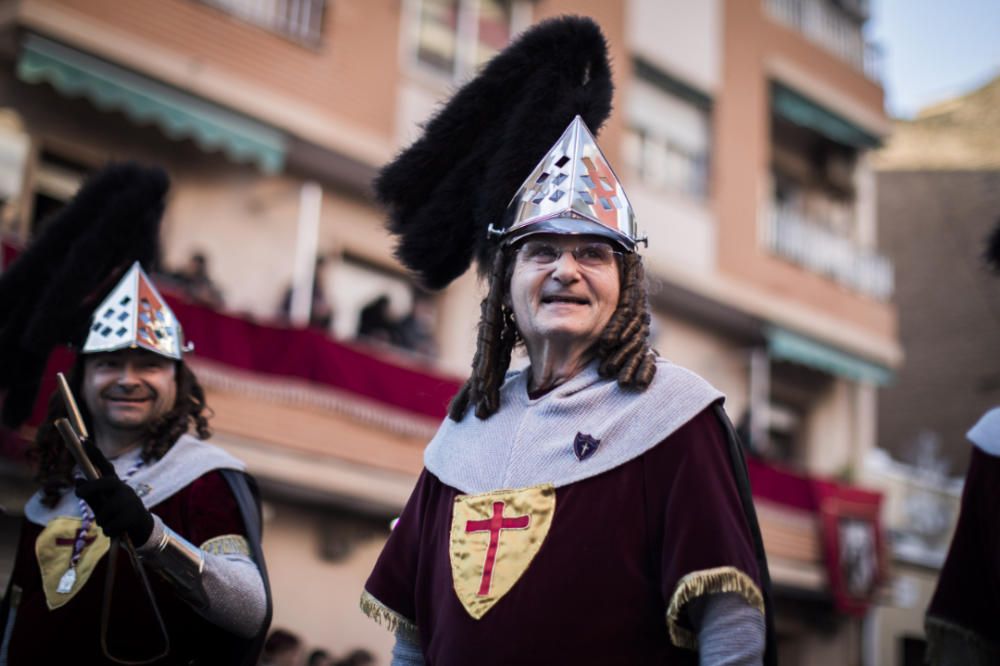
xmin=1 ymin=470 xmax=259 ymax=664
xmin=363 ymin=407 xmax=767 ymax=665
xmin=926 ymin=445 xmax=1000 ymax=665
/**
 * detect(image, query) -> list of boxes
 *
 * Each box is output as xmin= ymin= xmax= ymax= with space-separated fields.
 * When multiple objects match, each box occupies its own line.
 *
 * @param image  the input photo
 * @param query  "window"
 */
xmin=752 ymin=358 xmax=834 ymax=465
xmin=771 ymin=114 xmax=858 ymax=239
xmin=409 ymin=0 xmax=530 ymax=81
xmin=763 ymin=83 xmax=892 ymax=300
xmin=196 ymin=0 xmax=326 ymax=48
xmin=764 ymin=0 xmax=877 ymax=79
xmin=623 ymin=60 xmax=711 ymax=199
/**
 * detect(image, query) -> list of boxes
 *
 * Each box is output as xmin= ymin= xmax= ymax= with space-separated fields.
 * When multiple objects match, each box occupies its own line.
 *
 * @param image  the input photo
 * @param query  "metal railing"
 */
xmin=197 ymin=0 xmax=326 ymax=47
xmin=761 ymin=202 xmax=894 ymax=301
xmin=764 ymin=0 xmax=882 ymax=82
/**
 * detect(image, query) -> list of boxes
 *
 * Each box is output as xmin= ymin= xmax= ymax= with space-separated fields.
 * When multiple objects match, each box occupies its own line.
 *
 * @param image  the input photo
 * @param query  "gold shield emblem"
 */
xmin=449 ymin=484 xmax=555 ymax=619
xmin=35 ymin=516 xmax=110 ymax=609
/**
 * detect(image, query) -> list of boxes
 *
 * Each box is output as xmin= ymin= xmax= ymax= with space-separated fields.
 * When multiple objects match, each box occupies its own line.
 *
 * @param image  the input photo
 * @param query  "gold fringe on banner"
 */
xmin=666 ymin=566 xmax=765 ymax=649
xmin=359 ymin=590 xmax=418 ymax=639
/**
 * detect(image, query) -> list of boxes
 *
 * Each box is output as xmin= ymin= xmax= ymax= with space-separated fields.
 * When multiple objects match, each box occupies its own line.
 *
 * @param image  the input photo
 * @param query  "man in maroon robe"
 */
xmin=925 ymin=409 xmax=1000 ymax=665
xmin=925 ymin=223 xmax=1000 ymax=665
xmin=0 ymin=164 xmax=271 ymax=664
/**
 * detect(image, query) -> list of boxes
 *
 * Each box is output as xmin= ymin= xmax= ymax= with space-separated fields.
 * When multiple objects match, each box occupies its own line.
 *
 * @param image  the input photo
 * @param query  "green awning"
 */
xmin=772 ymin=83 xmax=881 ymax=149
xmin=767 ymin=327 xmax=892 ymax=386
xmin=17 ymin=34 xmax=286 ymax=173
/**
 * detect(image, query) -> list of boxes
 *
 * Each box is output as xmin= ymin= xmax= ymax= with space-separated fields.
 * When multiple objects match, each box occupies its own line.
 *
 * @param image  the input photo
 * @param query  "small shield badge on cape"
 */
xmin=574 ymin=432 xmax=601 ymax=461
xmin=450 ymin=484 xmax=555 ymax=619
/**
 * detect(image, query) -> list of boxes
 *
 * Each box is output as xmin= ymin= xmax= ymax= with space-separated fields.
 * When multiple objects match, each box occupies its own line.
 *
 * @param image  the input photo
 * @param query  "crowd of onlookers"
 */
xmin=259 ymin=628 xmax=375 ymax=666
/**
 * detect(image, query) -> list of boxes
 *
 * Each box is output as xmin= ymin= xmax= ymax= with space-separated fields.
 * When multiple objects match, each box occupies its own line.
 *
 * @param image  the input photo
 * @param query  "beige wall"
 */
xmin=653 ymin=312 xmax=749 ymax=420
xmin=802 ymin=378 xmax=854 ymax=476
xmin=262 ymin=503 xmax=394 ymax=663
xmin=625 ymin=0 xmax=721 ymax=93
xmin=800 ymin=379 xmax=878 ymax=479
xmin=435 ymin=270 xmax=485 ymax=376
xmin=164 ymin=171 xmax=395 ymax=322
xmin=867 ymin=566 xmax=937 ymax=666
xmin=630 ymin=180 xmax=718 ymax=277
xmin=800 ymin=619 xmax=863 ymax=666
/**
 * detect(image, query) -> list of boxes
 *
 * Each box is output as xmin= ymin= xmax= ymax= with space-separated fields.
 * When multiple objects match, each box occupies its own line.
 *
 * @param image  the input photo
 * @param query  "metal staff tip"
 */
xmin=56 ymin=372 xmax=89 ymax=441
xmin=54 ymin=418 xmax=100 ymax=481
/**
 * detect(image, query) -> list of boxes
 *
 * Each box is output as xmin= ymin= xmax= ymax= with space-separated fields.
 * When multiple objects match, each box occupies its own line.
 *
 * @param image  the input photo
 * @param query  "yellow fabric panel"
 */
xmin=449 ymin=484 xmax=555 ymax=620
xmin=35 ymin=516 xmax=110 ymax=610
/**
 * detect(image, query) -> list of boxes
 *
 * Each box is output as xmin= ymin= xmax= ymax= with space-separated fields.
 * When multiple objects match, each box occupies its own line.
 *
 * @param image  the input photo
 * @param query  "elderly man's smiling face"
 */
xmin=82 ymin=348 xmax=177 ymax=434
xmin=508 ymin=234 xmax=621 ymax=358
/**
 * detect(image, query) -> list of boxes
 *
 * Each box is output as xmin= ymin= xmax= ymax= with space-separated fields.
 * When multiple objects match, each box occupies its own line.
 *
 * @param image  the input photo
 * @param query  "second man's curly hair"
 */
xmin=32 ymin=356 xmax=212 ymax=507
xmin=448 ymin=246 xmax=657 ymax=421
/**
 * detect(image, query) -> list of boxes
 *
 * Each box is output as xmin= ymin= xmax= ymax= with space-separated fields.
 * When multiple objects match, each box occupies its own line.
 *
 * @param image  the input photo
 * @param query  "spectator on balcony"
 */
xmin=356 ymin=294 xmax=396 ymax=344
xmin=278 ymin=255 xmax=334 ymax=332
xmin=394 ymin=290 xmax=437 ymax=357
xmin=169 ymin=250 xmax=225 ymax=309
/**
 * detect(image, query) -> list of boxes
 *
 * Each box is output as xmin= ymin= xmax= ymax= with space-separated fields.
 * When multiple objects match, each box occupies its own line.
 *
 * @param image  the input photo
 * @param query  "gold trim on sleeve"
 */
xmin=666 ymin=566 xmax=765 ymax=650
xmin=360 ymin=589 xmax=418 ymax=639
xmin=199 ymin=534 xmax=250 ymax=557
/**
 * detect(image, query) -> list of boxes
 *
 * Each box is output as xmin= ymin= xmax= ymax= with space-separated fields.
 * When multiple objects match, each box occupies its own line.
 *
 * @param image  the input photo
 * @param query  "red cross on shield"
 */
xmin=449 ymin=484 xmax=556 ymax=619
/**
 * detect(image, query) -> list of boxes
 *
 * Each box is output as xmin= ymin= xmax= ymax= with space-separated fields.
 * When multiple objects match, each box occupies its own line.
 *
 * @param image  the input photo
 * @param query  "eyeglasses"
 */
xmin=517 ymin=240 xmax=620 ymax=268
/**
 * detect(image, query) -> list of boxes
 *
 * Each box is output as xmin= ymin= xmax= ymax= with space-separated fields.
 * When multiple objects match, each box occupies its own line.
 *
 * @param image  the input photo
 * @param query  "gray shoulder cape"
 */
xmin=968 ymin=407 xmax=1000 ymax=457
xmin=424 ymin=358 xmax=724 ymax=493
xmin=25 ymin=434 xmax=246 ymax=526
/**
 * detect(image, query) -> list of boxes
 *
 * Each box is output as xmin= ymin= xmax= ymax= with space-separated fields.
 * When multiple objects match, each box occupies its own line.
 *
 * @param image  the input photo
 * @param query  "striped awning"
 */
xmin=772 ymin=82 xmax=881 ymax=149
xmin=767 ymin=326 xmax=893 ymax=386
xmin=17 ymin=34 xmax=287 ymax=174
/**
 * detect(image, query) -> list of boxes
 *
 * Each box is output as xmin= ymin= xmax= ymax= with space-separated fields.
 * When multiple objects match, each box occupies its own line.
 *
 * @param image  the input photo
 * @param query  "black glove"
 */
xmin=75 ymin=441 xmax=154 ymax=546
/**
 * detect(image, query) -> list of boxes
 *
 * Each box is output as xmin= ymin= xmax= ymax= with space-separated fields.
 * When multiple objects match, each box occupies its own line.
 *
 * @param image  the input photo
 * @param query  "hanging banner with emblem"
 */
xmin=449 ymin=484 xmax=555 ymax=619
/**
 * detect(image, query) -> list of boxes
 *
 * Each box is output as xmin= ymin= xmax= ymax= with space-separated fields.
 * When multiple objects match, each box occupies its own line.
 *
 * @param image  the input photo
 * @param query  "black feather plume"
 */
xmin=0 ymin=162 xmax=168 ymax=426
xmin=375 ymin=15 xmax=613 ymax=289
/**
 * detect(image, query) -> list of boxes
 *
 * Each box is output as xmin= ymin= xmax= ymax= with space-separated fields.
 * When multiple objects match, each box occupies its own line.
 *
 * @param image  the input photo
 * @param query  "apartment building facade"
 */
xmin=0 ymin=0 xmax=902 ymax=662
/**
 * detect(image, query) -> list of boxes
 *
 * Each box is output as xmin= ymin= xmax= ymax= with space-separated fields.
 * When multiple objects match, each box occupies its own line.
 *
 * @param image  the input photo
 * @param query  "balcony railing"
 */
xmin=764 ymin=0 xmax=882 ymax=81
xmin=761 ymin=203 xmax=894 ymax=301
xmin=197 ymin=0 xmax=326 ymax=47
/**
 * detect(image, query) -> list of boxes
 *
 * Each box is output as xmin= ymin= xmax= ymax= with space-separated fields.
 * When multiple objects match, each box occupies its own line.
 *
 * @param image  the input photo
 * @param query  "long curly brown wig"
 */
xmin=33 ymin=355 xmax=212 ymax=507
xmin=448 ymin=246 xmax=657 ymax=421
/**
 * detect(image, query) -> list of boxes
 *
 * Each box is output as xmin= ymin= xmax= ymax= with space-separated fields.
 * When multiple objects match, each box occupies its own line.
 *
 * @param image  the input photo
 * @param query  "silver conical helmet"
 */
xmin=495 ymin=116 xmax=642 ymax=251
xmin=82 ymin=262 xmax=187 ymax=360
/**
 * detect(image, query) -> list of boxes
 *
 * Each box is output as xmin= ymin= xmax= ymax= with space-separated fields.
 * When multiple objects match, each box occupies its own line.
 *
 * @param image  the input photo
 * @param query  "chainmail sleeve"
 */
xmin=140 ymin=515 xmax=266 ymax=638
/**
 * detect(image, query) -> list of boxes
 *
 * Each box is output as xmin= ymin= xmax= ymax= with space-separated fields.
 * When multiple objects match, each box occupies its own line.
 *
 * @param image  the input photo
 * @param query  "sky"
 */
xmin=867 ymin=0 xmax=1000 ymax=118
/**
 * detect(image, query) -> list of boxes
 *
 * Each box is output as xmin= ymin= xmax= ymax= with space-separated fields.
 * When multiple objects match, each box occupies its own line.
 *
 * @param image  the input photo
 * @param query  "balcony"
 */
xmin=764 ymin=0 xmax=882 ymax=81
xmin=196 ymin=0 xmax=326 ymax=47
xmin=761 ymin=202 xmax=894 ymax=301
